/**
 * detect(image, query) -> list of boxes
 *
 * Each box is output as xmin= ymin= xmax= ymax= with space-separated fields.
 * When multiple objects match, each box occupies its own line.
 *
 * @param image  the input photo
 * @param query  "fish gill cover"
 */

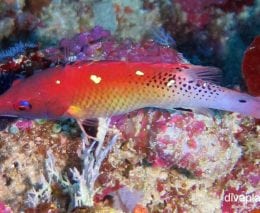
xmin=0 ymin=0 xmax=259 ymax=212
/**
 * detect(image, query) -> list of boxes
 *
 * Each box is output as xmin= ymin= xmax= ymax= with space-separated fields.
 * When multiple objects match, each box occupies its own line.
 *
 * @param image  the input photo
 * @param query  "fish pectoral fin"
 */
xmin=181 ymin=65 xmax=223 ymax=85
xmin=79 ymin=117 xmax=111 ymax=142
xmin=81 ymin=118 xmax=99 ymax=138
xmin=66 ymin=105 xmax=85 ymax=118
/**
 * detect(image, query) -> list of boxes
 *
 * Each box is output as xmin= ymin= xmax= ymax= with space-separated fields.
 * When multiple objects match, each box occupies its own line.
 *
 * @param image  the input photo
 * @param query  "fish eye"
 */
xmin=15 ymin=100 xmax=32 ymax=111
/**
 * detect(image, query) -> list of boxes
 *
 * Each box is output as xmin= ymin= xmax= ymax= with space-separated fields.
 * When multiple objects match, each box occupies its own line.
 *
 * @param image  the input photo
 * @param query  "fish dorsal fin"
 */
xmin=177 ymin=64 xmax=223 ymax=85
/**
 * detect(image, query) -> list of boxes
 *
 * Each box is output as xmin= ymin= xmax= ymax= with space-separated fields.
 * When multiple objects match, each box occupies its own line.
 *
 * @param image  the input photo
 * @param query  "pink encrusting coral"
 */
xmin=106 ymin=110 xmax=259 ymax=212
xmin=219 ymin=117 xmax=260 ymax=212
xmin=14 ymin=120 xmax=33 ymax=131
xmin=113 ymin=110 xmax=242 ymax=180
xmin=0 ymin=202 xmax=12 ymax=213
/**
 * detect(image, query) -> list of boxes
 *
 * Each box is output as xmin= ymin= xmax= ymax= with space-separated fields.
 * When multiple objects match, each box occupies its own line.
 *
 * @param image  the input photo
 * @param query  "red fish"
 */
xmin=0 ymin=61 xmax=259 ymax=120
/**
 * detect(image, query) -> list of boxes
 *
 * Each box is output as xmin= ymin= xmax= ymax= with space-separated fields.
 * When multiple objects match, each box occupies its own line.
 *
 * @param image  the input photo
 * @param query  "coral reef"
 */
xmin=0 ymin=0 xmax=37 ymax=43
xmin=0 ymin=0 xmax=161 ymax=48
xmin=43 ymin=26 xmax=185 ymax=65
xmin=0 ymin=107 xmax=259 ymax=212
xmin=37 ymin=0 xmax=80 ymax=45
xmin=0 ymin=201 xmax=12 ymax=213
xmin=24 ymin=119 xmax=119 ymax=211
xmin=111 ymin=110 xmax=244 ymax=181
xmin=0 ymin=0 xmax=259 ymax=212
xmin=112 ymin=0 xmax=160 ymax=40
xmin=0 ymin=17 xmax=15 ymax=41
xmin=93 ymin=1 xmax=117 ymax=33
xmin=150 ymin=112 xmax=241 ymax=180
xmin=0 ymin=119 xmax=81 ymax=211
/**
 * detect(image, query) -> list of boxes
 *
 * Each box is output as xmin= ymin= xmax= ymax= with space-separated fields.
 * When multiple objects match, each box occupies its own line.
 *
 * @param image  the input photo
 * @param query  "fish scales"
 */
xmin=66 ymin=62 xmax=174 ymax=118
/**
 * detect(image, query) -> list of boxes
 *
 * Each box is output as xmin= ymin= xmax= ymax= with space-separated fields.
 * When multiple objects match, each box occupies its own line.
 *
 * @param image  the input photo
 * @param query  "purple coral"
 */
xmin=15 ymin=119 xmax=33 ymax=131
xmin=43 ymin=26 xmax=186 ymax=64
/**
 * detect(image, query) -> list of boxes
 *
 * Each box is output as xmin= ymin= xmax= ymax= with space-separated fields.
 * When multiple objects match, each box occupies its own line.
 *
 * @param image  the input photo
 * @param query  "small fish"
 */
xmin=0 ymin=61 xmax=259 ymax=121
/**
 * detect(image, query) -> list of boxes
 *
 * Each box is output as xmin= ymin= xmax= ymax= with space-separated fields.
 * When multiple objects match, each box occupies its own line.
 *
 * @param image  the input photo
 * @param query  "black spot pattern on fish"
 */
xmin=146 ymin=70 xmax=226 ymax=106
xmin=174 ymin=77 xmax=225 ymax=101
xmin=176 ymin=67 xmax=182 ymax=72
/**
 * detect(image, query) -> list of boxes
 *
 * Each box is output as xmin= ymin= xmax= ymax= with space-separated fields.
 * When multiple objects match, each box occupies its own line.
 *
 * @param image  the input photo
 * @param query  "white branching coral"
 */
xmin=25 ymin=175 xmax=52 ymax=208
xmin=26 ymin=118 xmax=118 ymax=210
xmin=67 ymin=134 xmax=118 ymax=208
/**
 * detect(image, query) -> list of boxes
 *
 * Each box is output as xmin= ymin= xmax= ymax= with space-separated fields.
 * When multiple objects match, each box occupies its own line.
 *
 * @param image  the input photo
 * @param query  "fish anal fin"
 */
xmin=173 ymin=107 xmax=192 ymax=112
xmin=171 ymin=107 xmax=215 ymax=117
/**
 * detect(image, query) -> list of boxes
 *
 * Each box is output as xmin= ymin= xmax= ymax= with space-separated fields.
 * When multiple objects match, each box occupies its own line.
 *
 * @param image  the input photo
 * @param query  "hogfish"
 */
xmin=0 ymin=61 xmax=259 ymax=121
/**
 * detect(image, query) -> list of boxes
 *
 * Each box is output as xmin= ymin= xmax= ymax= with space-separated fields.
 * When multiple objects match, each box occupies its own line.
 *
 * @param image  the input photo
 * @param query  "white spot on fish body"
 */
xmin=56 ymin=80 xmax=61 ymax=84
xmin=167 ymin=79 xmax=175 ymax=87
xmin=136 ymin=70 xmax=144 ymax=76
xmin=90 ymin=74 xmax=102 ymax=84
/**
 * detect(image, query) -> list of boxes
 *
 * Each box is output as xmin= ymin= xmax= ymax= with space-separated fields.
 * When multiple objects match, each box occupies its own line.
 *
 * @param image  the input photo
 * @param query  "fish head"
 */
xmin=0 ymin=69 xmax=72 ymax=119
